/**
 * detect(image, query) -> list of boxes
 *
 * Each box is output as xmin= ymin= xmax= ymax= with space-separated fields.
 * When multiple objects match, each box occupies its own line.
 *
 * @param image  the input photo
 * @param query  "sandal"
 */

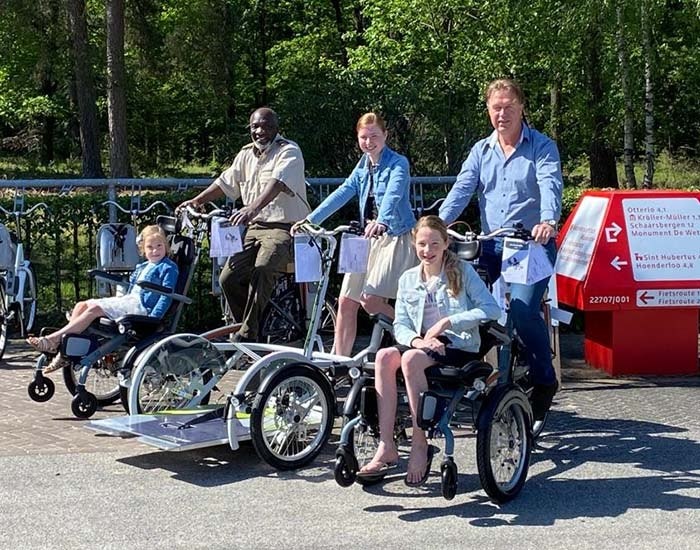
xmin=43 ymin=354 xmax=70 ymax=374
xmin=404 ymin=445 xmax=439 ymax=487
xmin=27 ymin=336 xmax=58 ymax=354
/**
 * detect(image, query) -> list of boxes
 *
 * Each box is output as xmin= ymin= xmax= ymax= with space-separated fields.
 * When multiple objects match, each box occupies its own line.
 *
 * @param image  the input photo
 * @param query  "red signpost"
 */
xmin=555 ymin=190 xmax=700 ymax=376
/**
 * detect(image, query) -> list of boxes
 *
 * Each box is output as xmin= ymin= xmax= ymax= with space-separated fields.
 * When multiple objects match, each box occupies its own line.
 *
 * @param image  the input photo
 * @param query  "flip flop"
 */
xmin=404 ymin=445 xmax=439 ymax=487
xmin=356 ymin=461 xmax=398 ymax=484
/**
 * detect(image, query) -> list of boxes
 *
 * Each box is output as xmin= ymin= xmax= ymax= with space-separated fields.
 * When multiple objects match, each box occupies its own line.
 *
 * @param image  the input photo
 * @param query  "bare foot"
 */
xmin=405 ymin=443 xmax=430 ymax=486
xmin=358 ymin=441 xmax=399 ymax=475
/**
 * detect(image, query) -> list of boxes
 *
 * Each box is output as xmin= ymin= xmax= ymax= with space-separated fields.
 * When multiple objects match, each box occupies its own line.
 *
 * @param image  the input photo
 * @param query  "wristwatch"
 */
xmin=541 ymin=219 xmax=558 ymax=229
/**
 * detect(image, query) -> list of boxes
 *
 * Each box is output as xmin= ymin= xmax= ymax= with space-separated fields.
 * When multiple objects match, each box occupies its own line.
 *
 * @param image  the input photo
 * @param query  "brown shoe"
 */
xmin=43 ymin=354 xmax=70 ymax=374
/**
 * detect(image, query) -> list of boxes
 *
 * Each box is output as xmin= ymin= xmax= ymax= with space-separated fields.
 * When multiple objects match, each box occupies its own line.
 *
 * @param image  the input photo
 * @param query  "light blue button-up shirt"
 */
xmin=440 ymin=124 xmax=563 ymax=232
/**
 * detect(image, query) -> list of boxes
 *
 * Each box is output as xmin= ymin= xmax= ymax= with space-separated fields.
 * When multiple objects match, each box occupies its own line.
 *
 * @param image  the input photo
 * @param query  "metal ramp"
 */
xmin=86 ymin=406 xmax=251 ymax=452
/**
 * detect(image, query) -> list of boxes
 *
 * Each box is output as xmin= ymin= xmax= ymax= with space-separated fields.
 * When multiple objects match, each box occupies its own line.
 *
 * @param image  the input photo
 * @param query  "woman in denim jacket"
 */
xmin=358 ymin=216 xmax=501 ymax=486
xmin=28 ymin=225 xmax=179 ymax=373
xmin=294 ymin=112 xmax=416 ymax=356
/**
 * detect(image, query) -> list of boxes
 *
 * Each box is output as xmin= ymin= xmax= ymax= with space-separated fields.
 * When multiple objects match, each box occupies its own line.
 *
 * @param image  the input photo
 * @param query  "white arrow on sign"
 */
xmin=605 ymin=222 xmax=623 ymax=242
xmin=611 ymin=256 xmax=629 ymax=271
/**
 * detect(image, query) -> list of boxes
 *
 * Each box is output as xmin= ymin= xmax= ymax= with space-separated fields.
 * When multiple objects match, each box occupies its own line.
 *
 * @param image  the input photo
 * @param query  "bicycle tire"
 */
xmin=476 ymin=386 xmax=532 ymax=503
xmin=20 ymin=264 xmax=37 ymax=335
xmin=250 ymin=363 xmax=335 ymax=470
xmin=0 ymin=282 xmax=8 ymax=361
xmin=62 ymin=357 xmax=121 ymax=406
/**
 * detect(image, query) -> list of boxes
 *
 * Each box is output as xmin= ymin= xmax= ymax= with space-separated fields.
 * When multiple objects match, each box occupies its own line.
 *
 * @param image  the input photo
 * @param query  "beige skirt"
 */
xmin=340 ymin=232 xmax=417 ymax=301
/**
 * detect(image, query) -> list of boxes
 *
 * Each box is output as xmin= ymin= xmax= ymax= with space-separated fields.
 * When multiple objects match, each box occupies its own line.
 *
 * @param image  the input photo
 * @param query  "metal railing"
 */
xmin=1 ymin=176 xmax=457 ymax=218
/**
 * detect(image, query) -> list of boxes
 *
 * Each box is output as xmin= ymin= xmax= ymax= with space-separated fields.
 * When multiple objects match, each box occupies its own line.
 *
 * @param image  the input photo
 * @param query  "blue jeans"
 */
xmin=479 ymin=239 xmax=558 ymax=386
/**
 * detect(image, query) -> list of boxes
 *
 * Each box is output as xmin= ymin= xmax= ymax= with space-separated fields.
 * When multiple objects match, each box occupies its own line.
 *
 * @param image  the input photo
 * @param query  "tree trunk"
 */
xmin=616 ymin=1 xmax=636 ymax=189
xmin=106 ymin=0 xmax=131 ymax=177
xmin=641 ymin=0 xmax=655 ymax=189
xmin=67 ymin=0 xmax=104 ymax=178
xmin=585 ymin=17 xmax=619 ymax=188
xmin=36 ymin=0 xmax=60 ymax=165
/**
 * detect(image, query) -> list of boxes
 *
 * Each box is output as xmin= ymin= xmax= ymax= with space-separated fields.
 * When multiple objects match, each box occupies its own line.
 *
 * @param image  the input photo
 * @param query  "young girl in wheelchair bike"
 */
xmin=358 ymin=215 xmax=501 ymax=486
xmin=27 ymin=225 xmax=179 ymax=373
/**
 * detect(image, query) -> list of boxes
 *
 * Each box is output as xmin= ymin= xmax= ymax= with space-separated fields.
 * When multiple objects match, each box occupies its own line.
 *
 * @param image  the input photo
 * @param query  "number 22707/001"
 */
xmin=589 ymin=295 xmax=630 ymax=305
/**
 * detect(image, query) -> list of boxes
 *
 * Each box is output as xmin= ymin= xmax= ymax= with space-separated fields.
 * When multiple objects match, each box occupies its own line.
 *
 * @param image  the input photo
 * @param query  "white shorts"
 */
xmin=340 ymin=232 xmax=417 ymax=301
xmin=88 ymin=293 xmax=148 ymax=320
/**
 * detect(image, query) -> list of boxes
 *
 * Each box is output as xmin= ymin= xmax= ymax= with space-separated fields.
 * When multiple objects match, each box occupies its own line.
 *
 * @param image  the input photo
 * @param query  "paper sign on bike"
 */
xmin=209 ymin=217 xmax=243 ymax=258
xmin=338 ymin=234 xmax=370 ymax=274
xmin=294 ymin=235 xmax=322 ymax=282
xmin=501 ymin=238 xmax=554 ymax=285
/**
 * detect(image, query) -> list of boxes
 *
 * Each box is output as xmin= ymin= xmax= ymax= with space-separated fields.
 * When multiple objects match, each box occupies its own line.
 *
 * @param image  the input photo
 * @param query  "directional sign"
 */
xmin=556 ymin=190 xmax=700 ymax=311
xmin=636 ymin=288 xmax=700 ymax=308
xmin=605 ymin=222 xmax=622 ymax=242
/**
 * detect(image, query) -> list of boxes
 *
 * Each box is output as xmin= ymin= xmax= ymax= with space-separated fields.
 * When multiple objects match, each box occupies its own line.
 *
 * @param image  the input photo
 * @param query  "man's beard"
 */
xmin=254 ymin=134 xmax=277 ymax=153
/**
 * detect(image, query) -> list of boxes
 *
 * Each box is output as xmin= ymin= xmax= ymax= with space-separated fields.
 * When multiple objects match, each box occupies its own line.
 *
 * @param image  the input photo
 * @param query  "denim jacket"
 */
xmin=394 ymin=260 xmax=502 ymax=353
xmin=307 ymin=146 xmax=416 ymax=236
xmin=127 ymin=257 xmax=179 ymax=319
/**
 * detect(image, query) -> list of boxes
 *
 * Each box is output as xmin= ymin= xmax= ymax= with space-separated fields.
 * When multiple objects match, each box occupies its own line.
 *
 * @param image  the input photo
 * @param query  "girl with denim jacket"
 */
xmin=293 ymin=112 xmax=417 ymax=356
xmin=357 ymin=216 xmax=500 ymax=486
xmin=27 ymin=225 xmax=179 ymax=373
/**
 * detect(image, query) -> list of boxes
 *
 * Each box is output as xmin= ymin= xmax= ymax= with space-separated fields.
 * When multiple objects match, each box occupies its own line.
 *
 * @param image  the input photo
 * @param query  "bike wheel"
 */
xmin=250 ymin=363 xmax=334 ymax=470
xmin=0 ymin=282 xmax=9 ymax=361
xmin=62 ymin=355 xmax=121 ymax=406
xmin=258 ymin=288 xmax=304 ymax=344
xmin=128 ymin=334 xmax=223 ymax=414
xmin=476 ymin=387 xmax=532 ymax=504
xmin=20 ymin=264 xmax=37 ymax=335
xmin=317 ymin=299 xmax=337 ymax=352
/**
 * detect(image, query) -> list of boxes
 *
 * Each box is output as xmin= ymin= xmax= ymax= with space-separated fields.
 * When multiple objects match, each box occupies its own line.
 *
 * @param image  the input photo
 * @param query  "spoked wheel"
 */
xmin=0 ymin=282 xmax=9 ymax=361
xmin=250 ymin=363 xmax=334 ymax=470
xmin=317 ymin=299 xmax=337 ymax=352
xmin=476 ymin=387 xmax=533 ymax=504
xmin=63 ymin=355 xmax=121 ymax=406
xmin=258 ymin=288 xmax=304 ymax=345
xmin=128 ymin=334 xmax=224 ymax=414
xmin=350 ymin=419 xmax=384 ymax=486
xmin=20 ymin=265 xmax=37 ymax=335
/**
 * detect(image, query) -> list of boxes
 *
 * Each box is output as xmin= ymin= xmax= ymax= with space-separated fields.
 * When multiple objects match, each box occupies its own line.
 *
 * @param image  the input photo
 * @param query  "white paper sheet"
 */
xmin=294 ymin=235 xmax=322 ymax=282
xmin=501 ymin=238 xmax=554 ymax=285
xmin=209 ymin=217 xmax=244 ymax=258
xmin=338 ymin=234 xmax=370 ymax=273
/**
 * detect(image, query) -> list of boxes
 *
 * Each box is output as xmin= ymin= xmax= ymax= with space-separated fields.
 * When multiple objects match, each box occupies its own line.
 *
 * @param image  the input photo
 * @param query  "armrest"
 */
xmin=138 ymin=281 xmax=193 ymax=305
xmin=88 ymin=269 xmax=129 ymax=285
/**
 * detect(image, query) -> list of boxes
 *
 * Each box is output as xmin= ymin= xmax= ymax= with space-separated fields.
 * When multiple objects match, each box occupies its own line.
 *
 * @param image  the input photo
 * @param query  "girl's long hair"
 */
xmin=413 ymin=215 xmax=462 ymax=296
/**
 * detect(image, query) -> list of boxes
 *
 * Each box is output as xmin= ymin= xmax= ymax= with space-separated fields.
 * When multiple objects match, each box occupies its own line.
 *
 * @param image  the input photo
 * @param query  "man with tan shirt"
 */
xmin=180 ymin=107 xmax=309 ymax=341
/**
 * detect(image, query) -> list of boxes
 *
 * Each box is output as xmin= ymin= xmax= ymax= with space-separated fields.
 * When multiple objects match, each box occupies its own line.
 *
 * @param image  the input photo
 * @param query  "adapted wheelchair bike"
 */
xmin=334 ymin=225 xmax=557 ymax=503
xmin=27 ymin=209 xmax=203 ymax=418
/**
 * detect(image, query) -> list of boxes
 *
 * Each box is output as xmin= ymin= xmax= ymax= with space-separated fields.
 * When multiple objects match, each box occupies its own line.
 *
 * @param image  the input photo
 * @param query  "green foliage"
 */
xmin=1 ymin=0 xmax=700 ymax=183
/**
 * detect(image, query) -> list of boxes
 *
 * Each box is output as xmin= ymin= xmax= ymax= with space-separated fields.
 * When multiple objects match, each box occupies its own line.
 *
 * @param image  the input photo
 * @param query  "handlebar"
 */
xmin=293 ymin=220 xmax=363 ymax=238
xmin=0 ymin=202 xmax=50 ymax=218
xmin=447 ymin=225 xmax=532 ymax=243
xmin=181 ymin=204 xmax=231 ymax=221
xmin=101 ymin=200 xmax=171 ymax=216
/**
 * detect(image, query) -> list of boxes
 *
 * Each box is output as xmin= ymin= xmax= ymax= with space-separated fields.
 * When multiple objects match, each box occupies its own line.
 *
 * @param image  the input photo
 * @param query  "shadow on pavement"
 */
xmin=360 ymin=409 xmax=700 ymax=525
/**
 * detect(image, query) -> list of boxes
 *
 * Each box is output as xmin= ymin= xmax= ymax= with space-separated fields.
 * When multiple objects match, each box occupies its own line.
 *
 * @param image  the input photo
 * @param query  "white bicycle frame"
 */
xmin=0 ymin=197 xmax=48 ymax=335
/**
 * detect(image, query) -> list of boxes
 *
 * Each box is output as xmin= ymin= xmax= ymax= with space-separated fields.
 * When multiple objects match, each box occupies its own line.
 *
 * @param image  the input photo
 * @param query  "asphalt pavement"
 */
xmin=0 ymin=334 xmax=698 ymax=550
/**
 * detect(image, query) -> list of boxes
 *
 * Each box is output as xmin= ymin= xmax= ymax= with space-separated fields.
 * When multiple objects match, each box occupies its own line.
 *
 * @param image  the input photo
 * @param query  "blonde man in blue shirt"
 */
xmin=440 ymin=78 xmax=563 ymax=422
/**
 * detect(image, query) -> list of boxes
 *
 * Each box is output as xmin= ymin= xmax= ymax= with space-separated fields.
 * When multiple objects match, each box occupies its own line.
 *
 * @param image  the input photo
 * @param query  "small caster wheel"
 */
xmin=71 ymin=392 xmax=98 ymax=418
xmin=28 ymin=376 xmax=55 ymax=403
xmin=334 ymin=447 xmax=358 ymax=487
xmin=441 ymin=459 xmax=458 ymax=500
